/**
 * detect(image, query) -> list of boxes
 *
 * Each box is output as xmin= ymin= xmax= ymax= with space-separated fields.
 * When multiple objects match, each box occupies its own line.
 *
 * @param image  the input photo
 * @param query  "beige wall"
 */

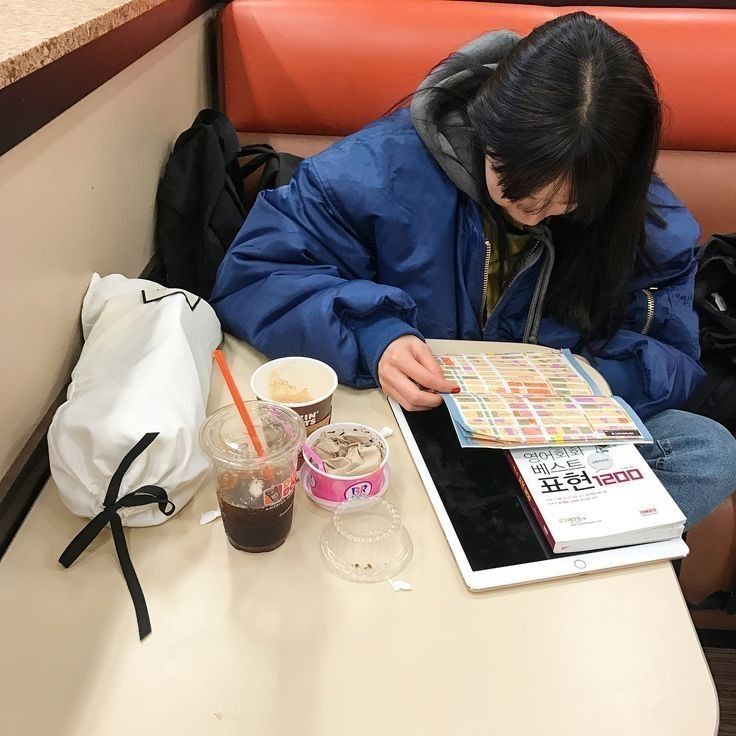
xmin=0 ymin=12 xmax=213 ymax=478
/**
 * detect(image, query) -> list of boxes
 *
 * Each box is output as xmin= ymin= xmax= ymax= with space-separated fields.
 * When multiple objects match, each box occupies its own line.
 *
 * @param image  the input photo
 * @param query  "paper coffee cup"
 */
xmin=251 ymin=357 xmax=338 ymax=437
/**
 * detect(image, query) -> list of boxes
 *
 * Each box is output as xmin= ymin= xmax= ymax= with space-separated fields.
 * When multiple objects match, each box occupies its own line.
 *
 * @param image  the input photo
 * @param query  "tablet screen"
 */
xmin=403 ymin=404 xmax=573 ymax=571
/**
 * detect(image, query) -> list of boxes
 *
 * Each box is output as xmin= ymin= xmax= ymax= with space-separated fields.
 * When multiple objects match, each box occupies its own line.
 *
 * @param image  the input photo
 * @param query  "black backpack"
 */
xmin=155 ymin=109 xmax=303 ymax=299
xmin=674 ymin=234 xmax=736 ymax=617
xmin=682 ymin=233 xmax=736 ymax=432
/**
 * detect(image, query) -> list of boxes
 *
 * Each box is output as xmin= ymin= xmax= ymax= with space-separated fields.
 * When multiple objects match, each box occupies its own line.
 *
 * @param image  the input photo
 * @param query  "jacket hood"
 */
xmin=410 ymin=30 xmax=520 ymax=203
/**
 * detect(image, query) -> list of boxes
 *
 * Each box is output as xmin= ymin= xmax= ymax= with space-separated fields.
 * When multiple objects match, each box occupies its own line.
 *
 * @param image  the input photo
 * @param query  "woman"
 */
xmin=211 ymin=13 xmax=736 ymax=528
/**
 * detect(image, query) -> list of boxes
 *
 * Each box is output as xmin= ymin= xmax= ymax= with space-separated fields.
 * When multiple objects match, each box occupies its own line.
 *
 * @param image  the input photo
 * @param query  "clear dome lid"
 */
xmin=200 ymin=401 xmax=305 ymax=468
xmin=320 ymin=497 xmax=413 ymax=582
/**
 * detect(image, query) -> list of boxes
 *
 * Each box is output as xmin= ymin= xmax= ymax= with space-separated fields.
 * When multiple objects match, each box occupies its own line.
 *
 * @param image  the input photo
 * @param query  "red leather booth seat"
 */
xmin=219 ymin=1 xmax=736 ymax=625
xmin=219 ymin=1 xmax=736 ymax=240
xmin=221 ymin=1 xmax=736 ymax=150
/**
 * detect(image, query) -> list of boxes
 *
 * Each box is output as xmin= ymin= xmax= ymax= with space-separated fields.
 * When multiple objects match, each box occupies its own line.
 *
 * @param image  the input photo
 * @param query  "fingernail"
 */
xmin=451 ymin=387 xmax=461 ymax=394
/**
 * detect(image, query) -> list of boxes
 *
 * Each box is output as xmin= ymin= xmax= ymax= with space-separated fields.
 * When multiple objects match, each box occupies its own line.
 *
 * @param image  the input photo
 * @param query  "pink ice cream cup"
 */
xmin=301 ymin=423 xmax=390 ymax=506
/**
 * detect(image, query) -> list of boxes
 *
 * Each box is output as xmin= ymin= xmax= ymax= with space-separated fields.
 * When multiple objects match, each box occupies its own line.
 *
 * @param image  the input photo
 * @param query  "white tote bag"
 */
xmin=48 ymin=273 xmax=221 ymax=638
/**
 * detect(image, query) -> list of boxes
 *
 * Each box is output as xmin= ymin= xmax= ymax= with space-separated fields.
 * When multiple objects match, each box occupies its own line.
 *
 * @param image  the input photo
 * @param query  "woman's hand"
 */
xmin=377 ymin=335 xmax=459 ymax=411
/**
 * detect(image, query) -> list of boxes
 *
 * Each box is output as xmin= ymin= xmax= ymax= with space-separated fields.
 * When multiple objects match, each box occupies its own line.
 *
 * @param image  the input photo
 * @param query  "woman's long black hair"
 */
xmin=421 ymin=12 xmax=662 ymax=340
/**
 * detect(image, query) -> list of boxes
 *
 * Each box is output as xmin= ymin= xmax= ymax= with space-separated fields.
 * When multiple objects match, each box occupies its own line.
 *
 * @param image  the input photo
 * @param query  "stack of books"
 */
xmin=507 ymin=443 xmax=685 ymax=553
xmin=438 ymin=349 xmax=685 ymax=553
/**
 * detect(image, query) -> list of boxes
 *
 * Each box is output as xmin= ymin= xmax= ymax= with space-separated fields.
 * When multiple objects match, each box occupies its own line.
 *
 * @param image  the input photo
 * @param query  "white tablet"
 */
xmin=389 ymin=398 xmax=688 ymax=591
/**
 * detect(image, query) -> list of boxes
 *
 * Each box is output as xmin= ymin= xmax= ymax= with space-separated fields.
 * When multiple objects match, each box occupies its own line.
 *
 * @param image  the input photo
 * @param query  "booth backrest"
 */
xmin=220 ymin=0 xmax=736 ymax=239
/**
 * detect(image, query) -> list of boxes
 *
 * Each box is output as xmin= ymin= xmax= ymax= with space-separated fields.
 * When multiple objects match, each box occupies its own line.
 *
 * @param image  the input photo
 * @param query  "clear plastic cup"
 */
xmin=320 ymin=497 xmax=413 ymax=582
xmin=200 ymin=402 xmax=306 ymax=552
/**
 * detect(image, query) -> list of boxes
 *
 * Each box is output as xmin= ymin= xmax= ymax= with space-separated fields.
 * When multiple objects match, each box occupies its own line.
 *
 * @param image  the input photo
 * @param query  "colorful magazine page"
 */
xmin=438 ymin=349 xmax=600 ymax=398
xmin=443 ymin=394 xmax=651 ymax=449
xmin=438 ymin=350 xmax=652 ymax=449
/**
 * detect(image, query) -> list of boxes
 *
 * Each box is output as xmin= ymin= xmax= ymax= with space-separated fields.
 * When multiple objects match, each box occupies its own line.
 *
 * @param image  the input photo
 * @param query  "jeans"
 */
xmin=639 ymin=410 xmax=736 ymax=530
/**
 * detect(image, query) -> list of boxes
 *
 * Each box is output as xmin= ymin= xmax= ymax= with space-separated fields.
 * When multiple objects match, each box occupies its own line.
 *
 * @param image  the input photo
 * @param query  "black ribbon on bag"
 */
xmin=59 ymin=433 xmax=176 ymax=640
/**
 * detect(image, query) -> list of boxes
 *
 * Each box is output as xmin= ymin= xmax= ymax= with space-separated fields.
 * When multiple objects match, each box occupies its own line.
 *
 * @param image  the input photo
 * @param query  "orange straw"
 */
xmin=213 ymin=349 xmax=266 ymax=458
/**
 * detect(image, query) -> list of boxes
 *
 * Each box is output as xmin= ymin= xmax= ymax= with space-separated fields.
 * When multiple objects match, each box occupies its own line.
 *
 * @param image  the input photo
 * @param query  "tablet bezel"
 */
xmin=389 ymin=397 xmax=688 ymax=591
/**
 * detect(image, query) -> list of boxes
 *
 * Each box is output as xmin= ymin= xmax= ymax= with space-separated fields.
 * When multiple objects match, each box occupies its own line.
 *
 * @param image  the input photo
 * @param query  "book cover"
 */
xmin=507 ymin=444 xmax=686 ymax=553
xmin=438 ymin=350 xmax=652 ymax=449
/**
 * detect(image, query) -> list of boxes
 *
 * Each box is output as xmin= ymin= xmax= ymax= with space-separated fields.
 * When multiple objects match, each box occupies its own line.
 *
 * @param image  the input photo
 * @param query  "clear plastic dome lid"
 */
xmin=320 ymin=497 xmax=413 ymax=582
xmin=200 ymin=401 xmax=305 ymax=468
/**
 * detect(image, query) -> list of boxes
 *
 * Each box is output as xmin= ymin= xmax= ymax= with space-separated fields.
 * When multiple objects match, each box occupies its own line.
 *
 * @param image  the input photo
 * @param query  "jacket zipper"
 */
xmin=479 ymin=238 xmax=492 ymax=323
xmin=481 ymin=240 xmax=542 ymax=332
xmin=641 ymin=288 xmax=658 ymax=335
xmin=471 ymin=203 xmax=548 ymax=336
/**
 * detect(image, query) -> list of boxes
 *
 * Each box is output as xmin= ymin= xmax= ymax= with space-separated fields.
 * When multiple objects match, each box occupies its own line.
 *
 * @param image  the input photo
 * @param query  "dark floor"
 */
xmin=704 ymin=646 xmax=736 ymax=736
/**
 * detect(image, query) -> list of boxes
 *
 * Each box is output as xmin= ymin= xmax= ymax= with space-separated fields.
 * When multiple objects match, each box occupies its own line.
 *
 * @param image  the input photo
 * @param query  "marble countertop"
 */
xmin=0 ymin=0 xmax=169 ymax=90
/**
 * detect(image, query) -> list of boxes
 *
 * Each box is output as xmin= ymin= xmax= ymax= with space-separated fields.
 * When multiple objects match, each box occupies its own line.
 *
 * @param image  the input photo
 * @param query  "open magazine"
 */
xmin=438 ymin=349 xmax=652 ymax=449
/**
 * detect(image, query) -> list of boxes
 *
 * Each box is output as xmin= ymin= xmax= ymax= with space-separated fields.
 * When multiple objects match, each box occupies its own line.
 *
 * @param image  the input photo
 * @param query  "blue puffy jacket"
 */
xmin=211 ymin=110 xmax=705 ymax=421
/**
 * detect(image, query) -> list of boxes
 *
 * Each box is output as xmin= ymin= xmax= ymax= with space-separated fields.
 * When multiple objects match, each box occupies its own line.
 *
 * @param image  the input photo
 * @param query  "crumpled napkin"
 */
xmin=313 ymin=431 xmax=383 ymax=476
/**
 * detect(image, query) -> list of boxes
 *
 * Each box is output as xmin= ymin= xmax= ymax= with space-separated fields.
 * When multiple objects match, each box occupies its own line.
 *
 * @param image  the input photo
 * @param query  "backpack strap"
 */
xmin=240 ymin=150 xmax=278 ymax=179
xmin=238 ymin=143 xmax=276 ymax=157
xmin=689 ymin=586 xmax=736 ymax=615
xmin=238 ymin=145 xmax=301 ymax=203
xmin=238 ymin=144 xmax=282 ymax=193
xmin=239 ymin=144 xmax=276 ymax=166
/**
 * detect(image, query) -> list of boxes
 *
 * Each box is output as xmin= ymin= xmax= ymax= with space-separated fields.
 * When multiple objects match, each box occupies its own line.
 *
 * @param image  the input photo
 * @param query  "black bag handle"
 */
xmin=239 ymin=143 xmax=276 ymax=157
xmin=240 ymin=151 xmax=278 ymax=179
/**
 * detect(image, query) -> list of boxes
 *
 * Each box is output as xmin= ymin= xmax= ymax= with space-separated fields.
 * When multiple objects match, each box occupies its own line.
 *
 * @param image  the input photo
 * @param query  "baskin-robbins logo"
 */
xmin=344 ymin=481 xmax=372 ymax=500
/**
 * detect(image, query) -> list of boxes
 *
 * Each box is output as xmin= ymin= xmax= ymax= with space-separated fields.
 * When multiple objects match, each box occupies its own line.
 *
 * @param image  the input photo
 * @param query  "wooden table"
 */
xmin=0 ymin=336 xmax=719 ymax=735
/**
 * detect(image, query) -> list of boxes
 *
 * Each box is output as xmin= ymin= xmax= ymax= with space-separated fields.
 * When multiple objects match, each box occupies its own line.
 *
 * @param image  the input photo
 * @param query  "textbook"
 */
xmin=438 ymin=349 xmax=652 ymax=449
xmin=507 ymin=443 xmax=685 ymax=553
